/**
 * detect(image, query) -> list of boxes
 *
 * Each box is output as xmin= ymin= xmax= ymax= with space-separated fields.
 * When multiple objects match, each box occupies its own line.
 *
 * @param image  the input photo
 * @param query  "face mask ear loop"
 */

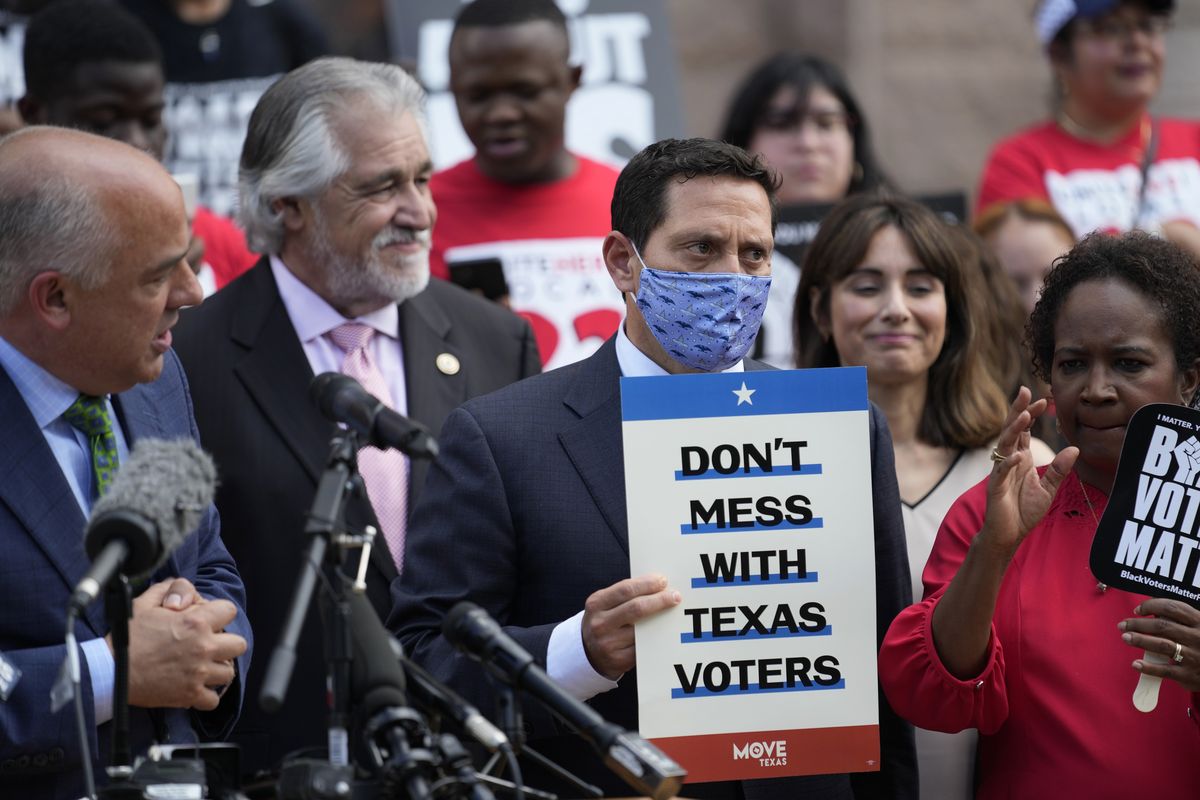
xmin=627 ymin=237 xmax=651 ymax=303
xmin=629 ymin=238 xmax=650 ymax=271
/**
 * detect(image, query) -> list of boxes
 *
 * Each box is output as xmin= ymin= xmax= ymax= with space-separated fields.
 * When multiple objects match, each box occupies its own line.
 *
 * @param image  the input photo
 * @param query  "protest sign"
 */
xmin=622 ymin=367 xmax=880 ymax=782
xmin=1090 ymin=403 xmax=1200 ymax=609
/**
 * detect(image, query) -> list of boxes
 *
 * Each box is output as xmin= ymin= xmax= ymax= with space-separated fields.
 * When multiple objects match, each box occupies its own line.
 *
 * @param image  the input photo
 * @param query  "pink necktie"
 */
xmin=328 ymin=322 xmax=409 ymax=573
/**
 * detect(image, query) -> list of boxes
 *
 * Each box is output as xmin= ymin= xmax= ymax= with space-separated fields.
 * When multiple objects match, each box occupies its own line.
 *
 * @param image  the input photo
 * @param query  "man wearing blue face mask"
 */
xmin=391 ymin=138 xmax=916 ymax=799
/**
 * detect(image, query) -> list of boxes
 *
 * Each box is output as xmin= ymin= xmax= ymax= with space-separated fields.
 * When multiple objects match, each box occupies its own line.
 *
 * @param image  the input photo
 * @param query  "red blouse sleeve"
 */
xmin=879 ymin=478 xmax=1012 ymax=735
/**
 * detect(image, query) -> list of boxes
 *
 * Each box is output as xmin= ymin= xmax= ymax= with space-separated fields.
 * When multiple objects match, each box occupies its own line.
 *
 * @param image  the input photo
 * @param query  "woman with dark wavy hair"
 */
xmin=795 ymin=192 xmax=1052 ymax=798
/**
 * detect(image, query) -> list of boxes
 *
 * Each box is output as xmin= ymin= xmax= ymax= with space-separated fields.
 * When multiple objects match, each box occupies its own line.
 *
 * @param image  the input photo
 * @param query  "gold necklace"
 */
xmin=1078 ymin=474 xmax=1108 ymax=593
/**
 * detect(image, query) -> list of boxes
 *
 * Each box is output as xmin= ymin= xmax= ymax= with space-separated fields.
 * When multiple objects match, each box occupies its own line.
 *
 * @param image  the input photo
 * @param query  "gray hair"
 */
xmin=238 ymin=57 xmax=429 ymax=255
xmin=0 ymin=130 xmax=113 ymax=316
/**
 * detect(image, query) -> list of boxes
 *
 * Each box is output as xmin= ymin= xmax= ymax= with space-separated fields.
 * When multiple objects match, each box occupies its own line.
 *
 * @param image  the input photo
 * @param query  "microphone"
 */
xmin=343 ymin=587 xmax=407 ymax=708
xmin=443 ymin=602 xmax=686 ymax=800
xmin=342 ymin=588 xmax=437 ymax=800
xmin=385 ymin=637 xmax=510 ymax=752
xmin=69 ymin=439 xmax=216 ymax=612
xmin=310 ymin=372 xmax=439 ymax=459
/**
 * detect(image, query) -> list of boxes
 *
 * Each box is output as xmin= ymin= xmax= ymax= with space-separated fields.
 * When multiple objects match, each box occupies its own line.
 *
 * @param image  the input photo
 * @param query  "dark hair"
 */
xmin=453 ymin=0 xmax=568 ymax=35
xmin=948 ymin=224 xmax=1034 ymax=398
xmin=1028 ymin=231 xmax=1200 ymax=385
xmin=611 ymin=138 xmax=779 ymax=251
xmin=23 ymin=0 xmax=162 ymax=102
xmin=795 ymin=192 xmax=1008 ymax=449
xmin=719 ymin=53 xmax=888 ymax=197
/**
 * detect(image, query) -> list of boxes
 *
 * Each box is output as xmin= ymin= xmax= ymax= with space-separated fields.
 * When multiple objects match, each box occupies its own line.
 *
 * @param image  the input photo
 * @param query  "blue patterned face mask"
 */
xmin=631 ymin=243 xmax=771 ymax=372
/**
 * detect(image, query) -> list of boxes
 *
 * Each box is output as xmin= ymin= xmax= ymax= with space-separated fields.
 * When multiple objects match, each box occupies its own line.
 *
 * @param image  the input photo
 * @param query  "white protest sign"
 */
xmin=622 ymin=367 xmax=880 ymax=783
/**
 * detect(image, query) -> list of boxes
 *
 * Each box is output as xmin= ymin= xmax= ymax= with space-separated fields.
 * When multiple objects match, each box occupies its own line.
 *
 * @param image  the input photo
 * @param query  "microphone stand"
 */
xmin=261 ymin=435 xmax=359 ymax=755
xmin=95 ymin=575 xmax=144 ymax=798
xmin=266 ymin=433 xmax=389 ymax=800
xmin=483 ymin=681 xmax=601 ymax=799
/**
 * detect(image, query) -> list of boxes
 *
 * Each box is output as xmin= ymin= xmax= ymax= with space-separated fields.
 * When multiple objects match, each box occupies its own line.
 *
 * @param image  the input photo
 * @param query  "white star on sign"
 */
xmin=732 ymin=381 xmax=756 ymax=406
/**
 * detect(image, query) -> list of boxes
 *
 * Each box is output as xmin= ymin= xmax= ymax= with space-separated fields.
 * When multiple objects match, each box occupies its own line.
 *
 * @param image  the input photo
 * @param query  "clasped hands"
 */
xmin=105 ymin=577 xmax=247 ymax=712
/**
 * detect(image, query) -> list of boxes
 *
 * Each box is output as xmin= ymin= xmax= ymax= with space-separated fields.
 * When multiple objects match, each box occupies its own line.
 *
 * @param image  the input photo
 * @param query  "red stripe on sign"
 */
xmin=650 ymin=725 xmax=879 ymax=783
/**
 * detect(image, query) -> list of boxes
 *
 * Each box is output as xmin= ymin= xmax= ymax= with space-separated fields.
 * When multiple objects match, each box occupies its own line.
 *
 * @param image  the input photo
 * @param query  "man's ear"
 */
xmin=566 ymin=64 xmax=583 ymax=95
xmin=603 ymin=231 xmax=639 ymax=295
xmin=274 ymin=197 xmax=308 ymax=233
xmin=27 ymin=271 xmax=72 ymax=331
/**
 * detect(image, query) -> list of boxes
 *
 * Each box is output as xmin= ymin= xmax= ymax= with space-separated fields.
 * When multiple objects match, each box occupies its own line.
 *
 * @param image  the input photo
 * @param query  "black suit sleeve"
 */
xmin=851 ymin=404 xmax=917 ymax=799
xmin=388 ymin=404 xmax=560 ymax=737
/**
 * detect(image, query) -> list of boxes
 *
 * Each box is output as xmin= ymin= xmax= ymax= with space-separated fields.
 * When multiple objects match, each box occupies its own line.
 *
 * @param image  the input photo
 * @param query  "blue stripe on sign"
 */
xmin=680 ymin=518 xmax=824 ymax=535
xmin=671 ymin=680 xmax=846 ymax=699
xmin=674 ymin=464 xmax=823 ymax=481
xmin=680 ymin=627 xmax=833 ymax=643
xmin=621 ymin=366 xmax=867 ymax=421
xmin=690 ymin=571 xmax=818 ymax=588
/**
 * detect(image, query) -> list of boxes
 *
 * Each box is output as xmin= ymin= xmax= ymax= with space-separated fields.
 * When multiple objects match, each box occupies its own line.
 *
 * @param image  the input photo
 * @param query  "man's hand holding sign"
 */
xmin=583 ymin=574 xmax=681 ymax=680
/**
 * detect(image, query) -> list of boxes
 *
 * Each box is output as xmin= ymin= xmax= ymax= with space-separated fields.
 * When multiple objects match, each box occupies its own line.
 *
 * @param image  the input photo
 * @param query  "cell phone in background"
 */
xmin=447 ymin=256 xmax=509 ymax=301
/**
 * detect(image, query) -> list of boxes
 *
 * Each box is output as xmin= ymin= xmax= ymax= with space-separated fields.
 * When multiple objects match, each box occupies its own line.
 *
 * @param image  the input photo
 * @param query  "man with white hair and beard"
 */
xmin=172 ymin=56 xmax=540 ymax=778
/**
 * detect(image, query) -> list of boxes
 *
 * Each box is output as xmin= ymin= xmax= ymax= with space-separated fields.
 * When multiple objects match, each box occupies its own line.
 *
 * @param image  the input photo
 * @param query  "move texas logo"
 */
xmin=732 ymin=739 xmax=788 ymax=767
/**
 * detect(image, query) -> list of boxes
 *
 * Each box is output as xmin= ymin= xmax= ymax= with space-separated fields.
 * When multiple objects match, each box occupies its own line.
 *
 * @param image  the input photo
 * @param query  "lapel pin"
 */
xmin=436 ymin=353 xmax=461 ymax=376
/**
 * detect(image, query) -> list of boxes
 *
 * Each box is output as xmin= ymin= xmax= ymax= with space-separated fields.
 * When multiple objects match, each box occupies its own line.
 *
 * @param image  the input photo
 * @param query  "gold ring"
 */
xmin=1173 ymin=641 xmax=1184 ymax=664
xmin=990 ymin=447 xmax=1007 ymax=464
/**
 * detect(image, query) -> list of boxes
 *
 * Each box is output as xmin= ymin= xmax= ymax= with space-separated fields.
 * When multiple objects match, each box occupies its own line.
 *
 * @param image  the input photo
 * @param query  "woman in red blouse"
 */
xmin=879 ymin=230 xmax=1200 ymax=796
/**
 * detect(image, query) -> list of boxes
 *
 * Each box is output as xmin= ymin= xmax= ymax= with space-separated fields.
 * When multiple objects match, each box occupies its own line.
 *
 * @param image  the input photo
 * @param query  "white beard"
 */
xmin=310 ymin=213 xmax=432 ymax=309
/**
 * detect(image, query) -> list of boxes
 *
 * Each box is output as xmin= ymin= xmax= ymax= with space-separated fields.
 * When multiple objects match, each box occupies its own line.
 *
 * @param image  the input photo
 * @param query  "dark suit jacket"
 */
xmin=391 ymin=337 xmax=916 ymax=800
xmin=172 ymin=259 xmax=541 ymax=775
xmin=0 ymin=349 xmax=252 ymax=800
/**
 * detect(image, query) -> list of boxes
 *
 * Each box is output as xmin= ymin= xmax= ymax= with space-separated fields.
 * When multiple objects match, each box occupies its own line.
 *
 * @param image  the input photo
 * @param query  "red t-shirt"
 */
xmin=977 ymin=116 xmax=1200 ymax=238
xmin=430 ymin=155 xmax=621 ymax=370
xmin=193 ymin=206 xmax=258 ymax=289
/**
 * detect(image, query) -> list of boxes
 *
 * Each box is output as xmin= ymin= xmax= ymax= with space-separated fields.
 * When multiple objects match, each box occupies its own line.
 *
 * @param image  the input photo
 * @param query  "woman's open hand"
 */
xmin=979 ymin=387 xmax=1079 ymax=558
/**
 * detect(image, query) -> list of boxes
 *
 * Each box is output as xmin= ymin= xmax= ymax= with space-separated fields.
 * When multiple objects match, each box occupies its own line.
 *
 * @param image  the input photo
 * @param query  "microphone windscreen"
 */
xmin=86 ymin=438 xmax=217 ymax=576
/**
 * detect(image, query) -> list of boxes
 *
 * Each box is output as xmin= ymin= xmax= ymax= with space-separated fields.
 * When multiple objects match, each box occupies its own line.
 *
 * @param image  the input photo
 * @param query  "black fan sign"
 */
xmin=1090 ymin=403 xmax=1200 ymax=609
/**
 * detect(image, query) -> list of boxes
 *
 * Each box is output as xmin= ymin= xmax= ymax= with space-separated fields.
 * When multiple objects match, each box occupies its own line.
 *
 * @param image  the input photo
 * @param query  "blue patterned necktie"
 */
xmin=63 ymin=394 xmax=120 ymax=497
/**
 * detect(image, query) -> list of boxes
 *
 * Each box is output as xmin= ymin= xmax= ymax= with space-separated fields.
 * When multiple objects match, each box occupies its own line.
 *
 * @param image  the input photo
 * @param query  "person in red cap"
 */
xmin=976 ymin=0 xmax=1200 ymax=258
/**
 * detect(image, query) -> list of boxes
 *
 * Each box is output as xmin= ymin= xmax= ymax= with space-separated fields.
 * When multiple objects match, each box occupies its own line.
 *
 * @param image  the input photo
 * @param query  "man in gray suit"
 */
xmin=391 ymin=138 xmax=916 ymax=799
xmin=173 ymin=57 xmax=540 ymax=777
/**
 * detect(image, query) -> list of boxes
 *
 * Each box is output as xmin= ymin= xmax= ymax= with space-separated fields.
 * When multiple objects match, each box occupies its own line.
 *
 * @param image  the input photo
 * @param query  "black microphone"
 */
xmin=443 ymin=602 xmax=686 ymax=800
xmin=343 ymin=587 xmax=407 ymax=708
xmin=310 ymin=372 xmax=439 ymax=459
xmin=70 ymin=439 xmax=216 ymax=612
xmin=385 ymin=637 xmax=510 ymax=752
xmin=343 ymin=589 xmax=437 ymax=800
